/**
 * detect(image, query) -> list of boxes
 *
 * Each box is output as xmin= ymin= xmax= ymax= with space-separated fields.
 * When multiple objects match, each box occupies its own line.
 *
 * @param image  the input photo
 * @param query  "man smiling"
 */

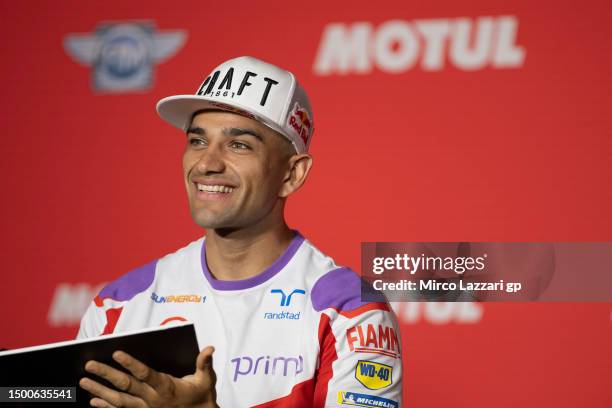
xmin=77 ymin=56 xmax=403 ymax=408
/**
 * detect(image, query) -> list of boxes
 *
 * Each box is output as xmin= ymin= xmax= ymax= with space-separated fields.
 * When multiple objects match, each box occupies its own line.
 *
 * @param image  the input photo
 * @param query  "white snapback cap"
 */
xmin=157 ymin=56 xmax=314 ymax=153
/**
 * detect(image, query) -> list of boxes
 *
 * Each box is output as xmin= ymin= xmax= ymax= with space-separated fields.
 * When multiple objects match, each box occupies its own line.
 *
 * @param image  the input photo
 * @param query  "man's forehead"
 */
xmin=190 ymin=109 xmax=265 ymax=130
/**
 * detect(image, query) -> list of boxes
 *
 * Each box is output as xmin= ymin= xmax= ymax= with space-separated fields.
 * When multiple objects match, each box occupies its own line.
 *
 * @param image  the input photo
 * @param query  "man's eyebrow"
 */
xmin=186 ymin=126 xmax=205 ymax=135
xmin=185 ymin=126 xmax=264 ymax=142
xmin=223 ymin=127 xmax=264 ymax=142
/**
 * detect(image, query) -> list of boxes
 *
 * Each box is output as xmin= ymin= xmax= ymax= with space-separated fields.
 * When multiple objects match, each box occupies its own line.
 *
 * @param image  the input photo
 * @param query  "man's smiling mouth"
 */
xmin=196 ymin=183 xmax=235 ymax=194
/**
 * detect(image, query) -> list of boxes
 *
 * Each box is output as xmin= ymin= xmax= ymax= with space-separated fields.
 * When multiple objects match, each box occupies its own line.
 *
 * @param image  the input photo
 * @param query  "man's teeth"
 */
xmin=196 ymin=184 xmax=234 ymax=193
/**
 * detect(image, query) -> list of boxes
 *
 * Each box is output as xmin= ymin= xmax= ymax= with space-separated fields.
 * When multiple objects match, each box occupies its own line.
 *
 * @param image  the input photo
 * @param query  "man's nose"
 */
xmin=194 ymin=145 xmax=226 ymax=174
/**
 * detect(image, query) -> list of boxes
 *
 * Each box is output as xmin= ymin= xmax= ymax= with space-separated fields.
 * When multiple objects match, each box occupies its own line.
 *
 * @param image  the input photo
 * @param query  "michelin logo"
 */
xmin=64 ymin=21 xmax=186 ymax=93
xmin=337 ymin=391 xmax=397 ymax=408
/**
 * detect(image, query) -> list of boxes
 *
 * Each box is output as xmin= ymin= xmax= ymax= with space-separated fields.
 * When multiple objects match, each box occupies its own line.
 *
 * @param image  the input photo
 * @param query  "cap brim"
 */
xmin=156 ymin=95 xmax=288 ymax=138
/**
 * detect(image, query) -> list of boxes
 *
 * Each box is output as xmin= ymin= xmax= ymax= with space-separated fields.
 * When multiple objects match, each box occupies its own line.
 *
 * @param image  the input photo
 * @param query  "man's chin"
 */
xmin=192 ymin=212 xmax=237 ymax=231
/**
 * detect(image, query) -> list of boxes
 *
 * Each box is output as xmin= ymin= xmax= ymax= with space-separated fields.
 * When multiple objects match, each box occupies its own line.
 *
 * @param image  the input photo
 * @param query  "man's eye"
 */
xmin=188 ymin=137 xmax=205 ymax=146
xmin=230 ymin=141 xmax=250 ymax=150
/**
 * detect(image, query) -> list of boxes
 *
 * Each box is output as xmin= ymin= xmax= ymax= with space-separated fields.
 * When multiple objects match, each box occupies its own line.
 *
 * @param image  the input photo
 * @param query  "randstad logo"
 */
xmin=230 ymin=355 xmax=304 ymax=382
xmin=270 ymin=289 xmax=305 ymax=306
xmin=264 ymin=288 xmax=305 ymax=320
xmin=64 ymin=21 xmax=186 ymax=93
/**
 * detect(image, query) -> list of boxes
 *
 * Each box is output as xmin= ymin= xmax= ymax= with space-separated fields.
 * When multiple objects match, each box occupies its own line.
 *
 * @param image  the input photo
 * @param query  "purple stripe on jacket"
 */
xmin=201 ymin=233 xmax=305 ymax=291
xmin=311 ymin=267 xmax=371 ymax=313
xmin=98 ymin=259 xmax=158 ymax=301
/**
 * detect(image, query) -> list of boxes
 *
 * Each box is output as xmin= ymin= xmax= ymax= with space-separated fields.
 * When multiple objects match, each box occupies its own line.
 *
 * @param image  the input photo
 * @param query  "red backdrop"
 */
xmin=1 ymin=0 xmax=610 ymax=406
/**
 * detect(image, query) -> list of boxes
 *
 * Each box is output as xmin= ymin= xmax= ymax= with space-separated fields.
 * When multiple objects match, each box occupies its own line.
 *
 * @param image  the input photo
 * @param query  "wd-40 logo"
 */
xmin=337 ymin=391 xmax=398 ymax=408
xmin=64 ymin=21 xmax=186 ymax=93
xmin=271 ymin=288 xmax=305 ymax=306
xmin=264 ymin=288 xmax=305 ymax=320
xmin=230 ymin=355 xmax=303 ymax=382
xmin=347 ymin=324 xmax=400 ymax=358
xmin=355 ymin=360 xmax=393 ymax=390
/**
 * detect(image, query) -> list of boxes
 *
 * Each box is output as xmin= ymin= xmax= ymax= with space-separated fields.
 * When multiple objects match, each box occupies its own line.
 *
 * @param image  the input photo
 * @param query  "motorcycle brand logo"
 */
xmin=64 ymin=21 xmax=186 ymax=93
xmin=354 ymin=360 xmax=393 ymax=390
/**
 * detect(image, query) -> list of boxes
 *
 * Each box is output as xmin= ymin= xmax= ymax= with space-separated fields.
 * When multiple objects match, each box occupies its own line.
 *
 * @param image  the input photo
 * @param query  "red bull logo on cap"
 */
xmin=288 ymin=102 xmax=312 ymax=145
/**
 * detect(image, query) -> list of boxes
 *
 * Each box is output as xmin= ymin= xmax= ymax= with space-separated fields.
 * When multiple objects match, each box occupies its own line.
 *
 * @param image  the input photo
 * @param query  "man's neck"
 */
xmin=204 ymin=223 xmax=296 ymax=281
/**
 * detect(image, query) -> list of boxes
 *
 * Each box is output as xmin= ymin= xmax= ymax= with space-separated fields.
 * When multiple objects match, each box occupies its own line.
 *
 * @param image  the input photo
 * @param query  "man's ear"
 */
xmin=279 ymin=154 xmax=313 ymax=198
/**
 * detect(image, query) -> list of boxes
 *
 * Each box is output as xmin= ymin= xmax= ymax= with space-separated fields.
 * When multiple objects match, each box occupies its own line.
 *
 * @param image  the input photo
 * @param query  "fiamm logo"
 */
xmin=346 ymin=324 xmax=400 ymax=358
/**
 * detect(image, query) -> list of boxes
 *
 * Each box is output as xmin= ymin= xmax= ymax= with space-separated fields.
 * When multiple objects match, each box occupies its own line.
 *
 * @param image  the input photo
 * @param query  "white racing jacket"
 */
xmin=78 ymin=233 xmax=403 ymax=407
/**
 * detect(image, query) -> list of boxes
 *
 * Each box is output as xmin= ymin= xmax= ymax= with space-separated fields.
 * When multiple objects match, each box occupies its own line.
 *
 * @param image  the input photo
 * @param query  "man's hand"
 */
xmin=79 ymin=346 xmax=218 ymax=408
